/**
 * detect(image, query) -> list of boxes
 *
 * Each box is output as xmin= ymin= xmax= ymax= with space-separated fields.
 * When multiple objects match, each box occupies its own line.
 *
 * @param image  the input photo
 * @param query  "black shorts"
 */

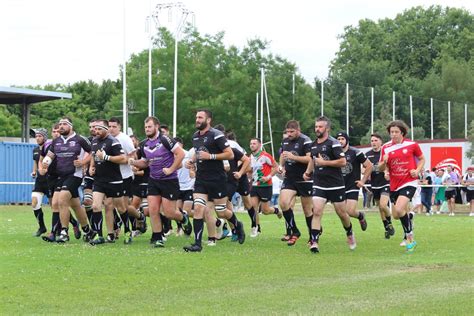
xmin=93 ymin=181 xmax=124 ymax=198
xmin=132 ymin=183 xmax=148 ymax=198
xmin=122 ymin=177 xmax=133 ymax=198
xmin=47 ymin=175 xmax=59 ymax=198
xmin=33 ymin=178 xmax=50 ymax=197
xmin=345 ymin=190 xmax=359 ymax=201
xmin=148 ymin=178 xmax=179 ymax=200
xmin=281 ymin=178 xmax=313 ymax=197
xmin=194 ymin=178 xmax=228 ymax=201
xmin=371 ymin=186 xmax=390 ymax=201
xmin=236 ymin=174 xmax=250 ymax=196
xmin=226 ymin=181 xmax=238 ymax=200
xmin=178 ymin=189 xmax=193 ymax=202
xmin=250 ymin=186 xmax=272 ymax=202
xmin=445 ymin=190 xmax=456 ymax=200
xmin=466 ymin=190 xmax=474 ymax=202
xmin=83 ymin=176 xmax=94 ymax=191
xmin=390 ymin=186 xmax=417 ymax=204
xmin=55 ymin=175 xmax=82 ymax=199
xmin=312 ymin=187 xmax=346 ymax=203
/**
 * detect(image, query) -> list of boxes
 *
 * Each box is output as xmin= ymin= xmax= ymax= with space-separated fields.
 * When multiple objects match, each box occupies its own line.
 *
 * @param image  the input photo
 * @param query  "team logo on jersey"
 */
xmin=69 ymin=141 xmax=76 ymax=147
xmin=341 ymin=162 xmax=353 ymax=175
xmin=295 ymin=143 xmax=300 ymax=149
xmin=322 ymin=145 xmax=327 ymax=151
xmin=203 ymin=137 xmax=208 ymax=143
xmin=403 ymin=149 xmax=408 ymax=154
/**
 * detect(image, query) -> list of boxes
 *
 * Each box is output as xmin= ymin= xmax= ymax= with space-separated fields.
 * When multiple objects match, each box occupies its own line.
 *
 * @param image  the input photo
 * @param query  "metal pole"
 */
xmin=410 ymin=95 xmax=413 ymax=140
xmin=152 ymin=89 xmax=155 ymax=117
xmin=256 ymin=92 xmax=259 ymax=138
xmin=148 ymin=0 xmax=152 ymax=117
xmin=430 ymin=98 xmax=434 ymax=140
xmin=371 ymin=87 xmax=374 ymax=134
xmin=122 ymin=0 xmax=127 ymax=133
xmin=260 ymin=68 xmax=264 ymax=142
xmin=292 ymin=73 xmax=295 ymax=119
xmin=392 ymin=91 xmax=395 ymax=121
xmin=448 ymin=101 xmax=451 ymax=139
xmin=346 ymin=83 xmax=349 ymax=135
xmin=321 ymin=80 xmax=324 ymax=116
xmin=172 ymin=30 xmax=179 ymax=137
xmin=264 ymin=74 xmax=275 ymax=157
xmin=465 ymin=103 xmax=468 ymax=139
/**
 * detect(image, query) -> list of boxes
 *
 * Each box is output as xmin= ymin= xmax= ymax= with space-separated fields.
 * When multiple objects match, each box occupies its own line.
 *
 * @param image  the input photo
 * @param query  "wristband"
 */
xmin=211 ymin=154 xmax=217 ymax=160
xmin=104 ymin=154 xmax=110 ymax=161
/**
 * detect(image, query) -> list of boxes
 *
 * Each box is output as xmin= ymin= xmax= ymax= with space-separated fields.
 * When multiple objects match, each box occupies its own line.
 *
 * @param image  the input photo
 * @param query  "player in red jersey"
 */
xmin=378 ymin=120 xmax=425 ymax=253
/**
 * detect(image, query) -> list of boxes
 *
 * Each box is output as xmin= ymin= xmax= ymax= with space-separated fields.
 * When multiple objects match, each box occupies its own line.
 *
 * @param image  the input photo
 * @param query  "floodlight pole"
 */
xmin=122 ymin=0 xmax=127 ymax=133
xmin=320 ymin=79 xmax=324 ymax=116
xmin=371 ymin=87 xmax=374 ymax=134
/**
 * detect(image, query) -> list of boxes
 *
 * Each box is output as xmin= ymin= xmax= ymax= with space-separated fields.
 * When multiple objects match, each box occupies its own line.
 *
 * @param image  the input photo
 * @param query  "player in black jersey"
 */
xmin=336 ymin=131 xmax=372 ymax=232
xmin=130 ymin=134 xmax=149 ymax=237
xmin=88 ymin=119 xmax=128 ymax=245
xmin=30 ymin=128 xmax=49 ymax=236
xmin=365 ymin=134 xmax=395 ymax=239
xmin=279 ymin=120 xmax=313 ymax=246
xmin=83 ymin=119 xmax=97 ymax=224
xmin=304 ymin=116 xmax=356 ymax=253
xmin=42 ymin=117 xmax=94 ymax=243
xmin=183 ymin=109 xmax=245 ymax=252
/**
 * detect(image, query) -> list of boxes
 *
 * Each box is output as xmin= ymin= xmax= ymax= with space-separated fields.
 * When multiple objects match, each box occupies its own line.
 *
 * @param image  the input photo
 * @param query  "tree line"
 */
xmin=1 ymin=5 xmax=472 ymax=156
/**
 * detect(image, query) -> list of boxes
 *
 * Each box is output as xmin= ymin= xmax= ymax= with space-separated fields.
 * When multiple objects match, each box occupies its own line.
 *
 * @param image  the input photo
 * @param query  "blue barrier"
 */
xmin=0 ymin=142 xmax=37 ymax=204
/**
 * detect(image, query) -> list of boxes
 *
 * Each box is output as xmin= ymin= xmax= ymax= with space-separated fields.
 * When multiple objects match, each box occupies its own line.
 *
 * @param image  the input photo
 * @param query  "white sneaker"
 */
xmin=207 ymin=239 xmax=216 ymax=246
xmin=400 ymin=239 xmax=407 ymax=247
xmin=449 ymin=213 xmax=455 ymax=216
xmin=250 ymin=227 xmax=259 ymax=238
xmin=469 ymin=212 xmax=474 ymax=217
xmin=347 ymin=234 xmax=356 ymax=250
xmin=176 ymin=228 xmax=184 ymax=236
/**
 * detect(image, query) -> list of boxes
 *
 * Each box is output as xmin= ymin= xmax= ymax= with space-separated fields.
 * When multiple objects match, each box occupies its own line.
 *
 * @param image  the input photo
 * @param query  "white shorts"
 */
xmin=411 ymin=186 xmax=421 ymax=206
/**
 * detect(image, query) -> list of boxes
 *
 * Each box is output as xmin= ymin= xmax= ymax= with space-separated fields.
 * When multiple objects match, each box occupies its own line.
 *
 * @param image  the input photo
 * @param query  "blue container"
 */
xmin=0 ymin=142 xmax=37 ymax=204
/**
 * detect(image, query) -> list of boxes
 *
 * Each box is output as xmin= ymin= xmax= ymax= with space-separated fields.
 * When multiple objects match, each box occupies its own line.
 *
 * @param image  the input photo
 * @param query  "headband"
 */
xmin=59 ymin=119 xmax=73 ymax=127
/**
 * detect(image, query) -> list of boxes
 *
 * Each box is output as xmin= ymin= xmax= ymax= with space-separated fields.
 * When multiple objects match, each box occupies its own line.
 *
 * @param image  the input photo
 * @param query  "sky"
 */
xmin=1 ymin=0 xmax=472 ymax=87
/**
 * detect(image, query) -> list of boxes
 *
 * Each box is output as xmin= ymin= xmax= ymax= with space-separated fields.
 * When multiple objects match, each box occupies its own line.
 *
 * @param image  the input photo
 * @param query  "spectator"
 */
xmin=461 ymin=167 xmax=474 ymax=216
xmin=443 ymin=165 xmax=460 ymax=216
xmin=271 ymin=174 xmax=283 ymax=207
xmin=420 ymin=169 xmax=433 ymax=215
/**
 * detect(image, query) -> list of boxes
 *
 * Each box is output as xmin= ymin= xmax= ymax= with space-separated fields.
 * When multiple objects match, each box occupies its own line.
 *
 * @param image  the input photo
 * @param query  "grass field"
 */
xmin=1 ymin=205 xmax=473 ymax=315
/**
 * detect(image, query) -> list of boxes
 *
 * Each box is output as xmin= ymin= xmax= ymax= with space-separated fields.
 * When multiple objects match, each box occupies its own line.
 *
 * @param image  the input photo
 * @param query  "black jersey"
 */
xmin=48 ymin=133 xmax=91 ymax=177
xmin=133 ymin=140 xmax=150 ymax=184
xmin=227 ymin=147 xmax=244 ymax=185
xmin=281 ymin=133 xmax=312 ymax=181
xmin=33 ymin=145 xmax=47 ymax=182
xmin=91 ymin=135 xmax=124 ymax=184
xmin=342 ymin=146 xmax=367 ymax=193
xmin=365 ymin=149 xmax=389 ymax=189
xmin=192 ymin=127 xmax=230 ymax=181
xmin=310 ymin=136 xmax=346 ymax=190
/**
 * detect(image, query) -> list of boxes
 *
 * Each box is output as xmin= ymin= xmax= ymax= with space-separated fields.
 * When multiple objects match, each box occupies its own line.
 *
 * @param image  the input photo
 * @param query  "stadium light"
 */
xmin=152 ymin=87 xmax=167 ymax=117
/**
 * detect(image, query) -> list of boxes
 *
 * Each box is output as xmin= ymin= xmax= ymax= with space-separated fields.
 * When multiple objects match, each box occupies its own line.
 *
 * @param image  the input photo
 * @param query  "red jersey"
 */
xmin=380 ymin=139 xmax=423 ymax=191
xmin=251 ymin=150 xmax=275 ymax=187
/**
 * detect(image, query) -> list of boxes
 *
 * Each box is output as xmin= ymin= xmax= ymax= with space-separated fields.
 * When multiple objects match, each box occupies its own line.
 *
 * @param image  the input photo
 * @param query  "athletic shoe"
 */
xmin=89 ymin=235 xmax=105 ymax=246
xmin=182 ymin=213 xmax=192 ymax=236
xmin=469 ymin=212 xmax=474 ymax=217
xmin=176 ymin=227 xmax=184 ymax=236
xmin=358 ymin=212 xmax=367 ymax=231
xmin=153 ymin=240 xmax=165 ymax=248
xmin=218 ymin=222 xmax=230 ymax=240
xmin=449 ymin=213 xmax=455 ymax=216
xmin=56 ymin=232 xmax=70 ymax=243
xmin=123 ymin=232 xmax=132 ymax=244
xmin=347 ymin=234 xmax=356 ymax=250
xmin=281 ymin=234 xmax=291 ymax=242
xmin=231 ymin=232 xmax=238 ymax=242
xmin=215 ymin=219 xmax=224 ymax=240
xmin=406 ymin=240 xmax=417 ymax=253
xmin=387 ymin=223 xmax=395 ymax=236
xmin=42 ymin=233 xmax=56 ymax=243
xmin=164 ymin=230 xmax=173 ymax=237
xmin=236 ymin=221 xmax=245 ymax=244
xmin=83 ymin=230 xmax=96 ymax=243
xmin=250 ymin=227 xmax=259 ymax=238
xmin=309 ymin=240 xmax=319 ymax=253
xmin=33 ymin=227 xmax=47 ymax=237
xmin=276 ymin=207 xmax=283 ymax=219
xmin=73 ymin=225 xmax=81 ymax=240
xmin=287 ymin=234 xmax=300 ymax=246
xmin=106 ymin=235 xmax=116 ymax=243
xmin=183 ymin=243 xmax=202 ymax=252
xmin=131 ymin=230 xmax=142 ymax=238
xmin=114 ymin=228 xmax=121 ymax=240
xmin=384 ymin=230 xmax=391 ymax=239
xmin=399 ymin=239 xmax=407 ymax=247
xmin=207 ymin=239 xmax=217 ymax=247
xmin=137 ymin=216 xmax=147 ymax=234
